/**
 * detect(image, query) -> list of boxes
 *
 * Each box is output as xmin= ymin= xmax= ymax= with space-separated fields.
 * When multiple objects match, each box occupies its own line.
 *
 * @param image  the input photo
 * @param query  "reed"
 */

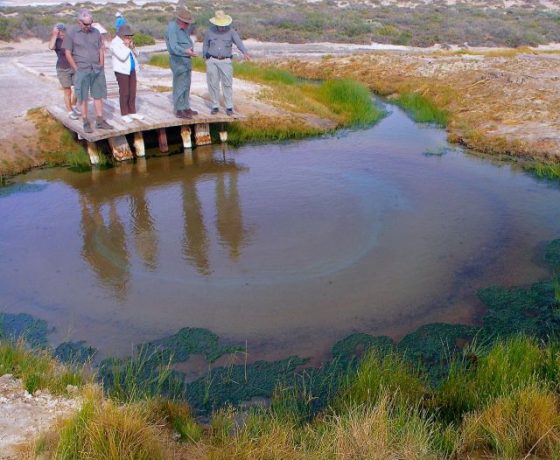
xmin=395 ymin=92 xmax=449 ymax=127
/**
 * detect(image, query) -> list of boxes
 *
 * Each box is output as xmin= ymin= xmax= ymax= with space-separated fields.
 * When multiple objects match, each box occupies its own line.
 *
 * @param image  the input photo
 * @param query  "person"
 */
xmin=63 ymin=9 xmax=112 ymax=133
xmin=110 ymin=24 xmax=143 ymax=123
xmin=114 ymin=12 xmax=126 ymax=33
xmin=48 ymin=23 xmax=80 ymax=120
xmin=165 ymin=5 xmax=198 ymax=119
xmin=203 ymin=10 xmax=250 ymax=116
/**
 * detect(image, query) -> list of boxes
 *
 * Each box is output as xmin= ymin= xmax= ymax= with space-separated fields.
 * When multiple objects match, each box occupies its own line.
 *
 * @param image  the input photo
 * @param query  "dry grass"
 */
xmin=459 ymin=386 xmax=560 ymax=458
xmin=279 ymin=53 xmax=560 ymax=163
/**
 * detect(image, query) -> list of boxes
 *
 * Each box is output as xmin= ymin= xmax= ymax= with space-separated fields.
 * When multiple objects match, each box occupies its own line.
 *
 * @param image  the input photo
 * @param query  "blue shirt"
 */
xmin=130 ymin=52 xmax=135 ymax=72
xmin=115 ymin=16 xmax=126 ymax=32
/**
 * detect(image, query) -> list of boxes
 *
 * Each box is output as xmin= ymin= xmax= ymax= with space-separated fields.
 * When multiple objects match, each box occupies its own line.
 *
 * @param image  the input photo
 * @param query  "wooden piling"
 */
xmin=108 ymin=135 xmax=134 ymax=161
xmin=87 ymin=142 xmax=100 ymax=165
xmin=133 ymin=132 xmax=145 ymax=157
xmin=194 ymin=123 xmax=211 ymax=146
xmin=157 ymin=128 xmax=169 ymax=153
xmin=180 ymin=126 xmax=192 ymax=149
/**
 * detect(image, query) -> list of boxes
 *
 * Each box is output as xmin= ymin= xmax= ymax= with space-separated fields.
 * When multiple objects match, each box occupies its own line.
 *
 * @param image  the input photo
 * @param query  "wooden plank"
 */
xmin=108 ymin=135 xmax=133 ymax=161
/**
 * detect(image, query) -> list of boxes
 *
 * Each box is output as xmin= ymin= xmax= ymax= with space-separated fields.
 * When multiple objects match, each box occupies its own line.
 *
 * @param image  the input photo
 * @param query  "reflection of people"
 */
xmin=80 ymin=197 xmax=130 ymax=301
xmin=63 ymin=9 xmax=113 ymax=133
xmin=115 ymin=12 xmax=126 ymax=33
xmin=110 ymin=25 xmax=144 ymax=123
xmin=203 ymin=10 xmax=250 ymax=116
xmin=165 ymin=6 xmax=198 ymax=119
xmin=48 ymin=23 xmax=80 ymax=120
xmin=129 ymin=191 xmax=158 ymax=270
xmin=182 ymin=181 xmax=210 ymax=275
xmin=215 ymin=170 xmax=248 ymax=260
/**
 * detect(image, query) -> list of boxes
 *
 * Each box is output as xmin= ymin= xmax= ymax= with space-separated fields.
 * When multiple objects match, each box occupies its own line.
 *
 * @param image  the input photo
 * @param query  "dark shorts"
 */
xmin=56 ymin=67 xmax=74 ymax=89
xmin=74 ymin=69 xmax=107 ymax=102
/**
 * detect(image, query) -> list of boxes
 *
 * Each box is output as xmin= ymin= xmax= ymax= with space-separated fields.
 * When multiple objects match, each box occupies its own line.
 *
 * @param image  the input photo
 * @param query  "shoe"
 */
xmin=226 ymin=108 xmax=234 ymax=116
xmin=83 ymin=120 xmax=93 ymax=133
xmin=72 ymin=106 xmax=81 ymax=116
xmin=121 ymin=115 xmax=133 ymax=123
xmin=176 ymin=110 xmax=187 ymax=118
xmin=210 ymin=107 xmax=219 ymax=115
xmin=184 ymin=108 xmax=198 ymax=117
xmin=95 ymin=119 xmax=113 ymax=130
xmin=68 ymin=110 xmax=79 ymax=120
xmin=129 ymin=113 xmax=144 ymax=120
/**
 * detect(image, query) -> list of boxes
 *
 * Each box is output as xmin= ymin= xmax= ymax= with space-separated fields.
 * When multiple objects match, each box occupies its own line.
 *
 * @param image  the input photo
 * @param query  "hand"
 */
xmin=186 ymin=48 xmax=198 ymax=57
xmin=243 ymin=53 xmax=251 ymax=61
xmin=51 ymin=26 xmax=59 ymax=35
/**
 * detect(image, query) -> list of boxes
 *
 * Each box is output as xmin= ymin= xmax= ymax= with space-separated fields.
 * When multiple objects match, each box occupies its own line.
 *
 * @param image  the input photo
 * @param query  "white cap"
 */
xmin=115 ymin=12 xmax=122 ymax=17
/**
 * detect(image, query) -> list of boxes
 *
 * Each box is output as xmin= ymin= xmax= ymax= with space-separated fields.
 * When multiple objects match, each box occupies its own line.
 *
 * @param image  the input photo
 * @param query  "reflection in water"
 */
xmin=182 ymin=180 xmax=210 ymax=276
xmin=80 ymin=197 xmax=130 ymax=301
xmin=215 ymin=171 xmax=248 ymax=261
xmin=129 ymin=191 xmax=158 ymax=270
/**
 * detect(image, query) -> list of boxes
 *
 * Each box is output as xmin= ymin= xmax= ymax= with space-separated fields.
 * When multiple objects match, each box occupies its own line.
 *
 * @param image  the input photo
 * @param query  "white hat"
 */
xmin=115 ymin=12 xmax=122 ymax=17
xmin=209 ymin=10 xmax=232 ymax=27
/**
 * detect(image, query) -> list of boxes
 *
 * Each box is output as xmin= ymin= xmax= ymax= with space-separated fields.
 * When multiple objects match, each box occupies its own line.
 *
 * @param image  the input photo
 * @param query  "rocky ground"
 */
xmin=0 ymin=374 xmax=79 ymax=459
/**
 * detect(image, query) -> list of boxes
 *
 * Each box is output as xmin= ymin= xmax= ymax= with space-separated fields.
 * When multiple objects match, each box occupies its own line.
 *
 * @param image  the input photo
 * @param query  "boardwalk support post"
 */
xmin=180 ymin=126 xmax=192 ymax=149
xmin=194 ymin=123 xmax=211 ymax=146
xmin=133 ymin=132 xmax=145 ymax=157
xmin=157 ymin=128 xmax=169 ymax=153
xmin=108 ymin=135 xmax=134 ymax=161
xmin=86 ymin=142 xmax=100 ymax=165
xmin=219 ymin=130 xmax=228 ymax=142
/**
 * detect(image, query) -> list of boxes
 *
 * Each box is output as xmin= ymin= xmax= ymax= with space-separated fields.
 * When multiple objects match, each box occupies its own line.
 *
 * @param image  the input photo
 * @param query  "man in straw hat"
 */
xmin=165 ymin=5 xmax=198 ymax=119
xmin=63 ymin=9 xmax=112 ymax=133
xmin=203 ymin=10 xmax=250 ymax=116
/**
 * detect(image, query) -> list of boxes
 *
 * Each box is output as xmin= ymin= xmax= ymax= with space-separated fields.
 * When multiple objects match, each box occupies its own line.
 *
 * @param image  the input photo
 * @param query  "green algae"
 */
xmin=545 ymin=239 xmax=560 ymax=272
xmin=331 ymin=333 xmax=394 ymax=360
xmin=140 ymin=327 xmax=243 ymax=364
xmin=0 ymin=312 xmax=48 ymax=348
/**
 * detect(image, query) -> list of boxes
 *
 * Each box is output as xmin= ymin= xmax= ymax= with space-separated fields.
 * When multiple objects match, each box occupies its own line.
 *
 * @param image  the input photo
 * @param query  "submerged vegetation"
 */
xmin=3 ymin=239 xmax=560 ymax=458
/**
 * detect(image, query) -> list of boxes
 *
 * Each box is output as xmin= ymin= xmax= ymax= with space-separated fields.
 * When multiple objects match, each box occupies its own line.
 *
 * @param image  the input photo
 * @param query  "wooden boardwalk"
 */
xmin=19 ymin=51 xmax=245 ymax=163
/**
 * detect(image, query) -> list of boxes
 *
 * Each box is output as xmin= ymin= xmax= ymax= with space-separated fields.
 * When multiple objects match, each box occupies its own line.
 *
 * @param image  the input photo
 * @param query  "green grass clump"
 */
xmin=227 ymin=116 xmax=326 ymax=146
xmin=334 ymin=349 xmax=427 ymax=410
xmin=524 ymin=162 xmax=560 ymax=181
xmin=310 ymin=79 xmax=382 ymax=126
xmin=147 ymin=52 xmax=169 ymax=68
xmin=0 ymin=340 xmax=85 ymax=395
xmin=51 ymin=388 xmax=168 ymax=460
xmin=395 ymin=92 xmax=449 ymax=127
xmin=233 ymin=61 xmax=299 ymax=85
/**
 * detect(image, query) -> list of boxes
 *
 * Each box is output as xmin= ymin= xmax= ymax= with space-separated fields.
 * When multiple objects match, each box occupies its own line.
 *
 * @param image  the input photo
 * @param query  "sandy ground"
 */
xmin=0 ymin=374 xmax=79 ymax=459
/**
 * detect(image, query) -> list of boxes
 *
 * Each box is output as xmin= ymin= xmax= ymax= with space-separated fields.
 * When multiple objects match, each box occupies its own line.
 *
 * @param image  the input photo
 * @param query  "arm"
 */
xmin=98 ymin=32 xmax=105 ymax=67
xmin=65 ymin=49 xmax=78 ymax=71
xmin=202 ymin=30 xmax=210 ymax=58
xmin=167 ymin=23 xmax=186 ymax=56
xmin=110 ymin=39 xmax=130 ymax=61
xmin=48 ymin=28 xmax=58 ymax=50
xmin=232 ymin=30 xmax=250 ymax=59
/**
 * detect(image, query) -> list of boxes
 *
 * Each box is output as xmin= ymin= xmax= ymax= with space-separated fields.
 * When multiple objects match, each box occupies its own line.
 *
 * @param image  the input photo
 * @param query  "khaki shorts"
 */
xmin=74 ymin=69 xmax=107 ymax=102
xmin=56 ymin=67 xmax=74 ymax=89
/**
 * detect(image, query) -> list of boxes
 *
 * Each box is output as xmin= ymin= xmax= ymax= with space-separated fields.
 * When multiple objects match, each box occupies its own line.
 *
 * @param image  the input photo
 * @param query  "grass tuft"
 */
xmin=524 ymin=162 xmax=560 ymax=182
xmin=395 ymin=92 xmax=449 ymax=127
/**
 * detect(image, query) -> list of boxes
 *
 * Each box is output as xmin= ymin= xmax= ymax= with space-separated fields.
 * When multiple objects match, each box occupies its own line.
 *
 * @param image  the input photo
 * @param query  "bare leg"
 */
xmin=81 ymin=98 xmax=88 ymax=120
xmin=63 ymin=87 xmax=73 ymax=112
xmin=71 ymin=88 xmax=77 ymax=107
xmin=94 ymin=98 xmax=103 ymax=118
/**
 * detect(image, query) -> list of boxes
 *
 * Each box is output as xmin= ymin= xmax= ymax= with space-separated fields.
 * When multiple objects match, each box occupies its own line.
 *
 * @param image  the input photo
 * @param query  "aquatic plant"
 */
xmin=0 ymin=312 xmax=48 ymax=348
xmin=54 ymin=341 xmax=97 ymax=365
xmin=395 ymin=92 xmax=449 ymax=127
xmin=545 ymin=239 xmax=560 ymax=272
xmin=523 ymin=161 xmax=560 ymax=182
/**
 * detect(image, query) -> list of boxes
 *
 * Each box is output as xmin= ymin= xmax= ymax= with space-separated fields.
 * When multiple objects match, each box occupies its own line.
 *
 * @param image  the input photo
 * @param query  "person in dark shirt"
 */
xmin=48 ymin=23 xmax=80 ymax=120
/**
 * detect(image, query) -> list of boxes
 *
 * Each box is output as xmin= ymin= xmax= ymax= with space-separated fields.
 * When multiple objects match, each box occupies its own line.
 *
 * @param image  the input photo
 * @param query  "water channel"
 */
xmin=1 ymin=102 xmax=559 ymax=365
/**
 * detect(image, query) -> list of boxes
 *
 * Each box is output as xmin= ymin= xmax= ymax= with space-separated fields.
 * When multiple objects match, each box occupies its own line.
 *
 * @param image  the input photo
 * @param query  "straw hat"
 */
xmin=176 ymin=6 xmax=193 ymax=23
xmin=209 ymin=10 xmax=232 ymax=27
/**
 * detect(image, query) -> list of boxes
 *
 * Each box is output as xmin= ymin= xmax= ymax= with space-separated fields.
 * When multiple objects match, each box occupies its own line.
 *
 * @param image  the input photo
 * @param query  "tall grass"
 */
xmin=524 ymin=162 xmax=560 ymax=181
xmin=395 ymin=92 xmax=449 ymax=126
xmin=0 ymin=339 xmax=85 ymax=395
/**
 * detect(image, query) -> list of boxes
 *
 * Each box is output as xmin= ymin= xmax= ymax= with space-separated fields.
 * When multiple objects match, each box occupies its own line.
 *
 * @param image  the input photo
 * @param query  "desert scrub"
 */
xmin=26 ymin=108 xmax=99 ymax=171
xmin=0 ymin=339 xmax=85 ymax=395
xmin=394 ymin=92 xmax=449 ymax=127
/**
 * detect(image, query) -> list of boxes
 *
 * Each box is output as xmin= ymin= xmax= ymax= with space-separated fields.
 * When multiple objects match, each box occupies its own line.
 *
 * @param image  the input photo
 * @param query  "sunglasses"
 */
xmin=80 ymin=20 xmax=93 ymax=27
